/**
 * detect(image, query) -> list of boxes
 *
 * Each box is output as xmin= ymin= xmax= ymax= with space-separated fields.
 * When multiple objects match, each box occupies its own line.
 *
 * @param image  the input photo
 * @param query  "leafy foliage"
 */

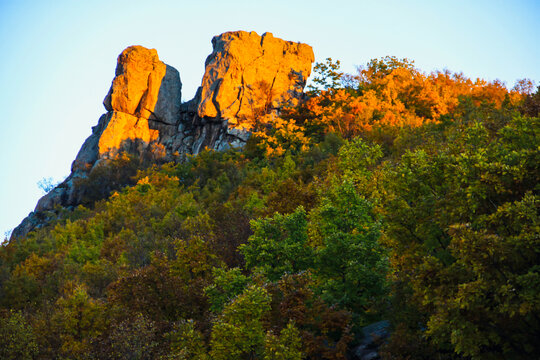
xmin=0 ymin=57 xmax=537 ymax=359
xmin=240 ymin=207 xmax=313 ymax=281
xmin=308 ymin=57 xmax=343 ymax=93
xmin=0 ymin=310 xmax=38 ymax=360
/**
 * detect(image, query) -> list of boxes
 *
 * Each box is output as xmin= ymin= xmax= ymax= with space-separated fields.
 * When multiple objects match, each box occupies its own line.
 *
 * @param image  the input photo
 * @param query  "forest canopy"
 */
xmin=1 ymin=56 xmax=538 ymax=360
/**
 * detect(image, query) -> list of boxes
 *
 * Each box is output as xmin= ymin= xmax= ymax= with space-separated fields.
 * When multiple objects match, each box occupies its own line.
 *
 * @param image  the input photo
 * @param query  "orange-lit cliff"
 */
xmin=12 ymin=31 xmax=314 ymax=239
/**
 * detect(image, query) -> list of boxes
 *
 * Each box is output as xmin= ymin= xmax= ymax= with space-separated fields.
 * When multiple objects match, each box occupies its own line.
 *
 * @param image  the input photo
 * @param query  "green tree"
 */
xmin=51 ymin=285 xmax=106 ymax=358
xmin=310 ymin=179 xmax=388 ymax=319
xmin=263 ymin=322 xmax=304 ymax=360
xmin=205 ymin=267 xmax=250 ymax=313
xmin=240 ymin=207 xmax=314 ymax=281
xmin=381 ymin=113 xmax=540 ymax=359
xmin=210 ymin=284 xmax=271 ymax=359
xmin=167 ymin=319 xmax=209 ymax=360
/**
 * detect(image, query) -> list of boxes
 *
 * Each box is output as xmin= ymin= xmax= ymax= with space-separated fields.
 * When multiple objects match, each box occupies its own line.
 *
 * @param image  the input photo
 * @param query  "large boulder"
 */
xmin=197 ymin=31 xmax=314 ymax=125
xmin=103 ymin=46 xmax=182 ymax=125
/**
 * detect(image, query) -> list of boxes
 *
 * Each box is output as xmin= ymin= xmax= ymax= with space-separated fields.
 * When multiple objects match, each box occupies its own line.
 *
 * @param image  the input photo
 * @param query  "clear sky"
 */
xmin=1 ymin=0 xmax=539 ymax=238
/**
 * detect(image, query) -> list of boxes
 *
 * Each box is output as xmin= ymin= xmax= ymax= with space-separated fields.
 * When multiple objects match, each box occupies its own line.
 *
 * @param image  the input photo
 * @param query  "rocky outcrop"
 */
xmin=100 ymin=45 xmax=180 ymax=157
xmin=11 ymin=30 xmax=314 ymax=240
xmin=198 ymin=31 xmax=314 ymax=124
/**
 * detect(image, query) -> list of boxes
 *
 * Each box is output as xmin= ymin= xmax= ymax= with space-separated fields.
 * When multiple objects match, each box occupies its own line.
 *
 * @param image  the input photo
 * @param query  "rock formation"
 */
xmin=11 ymin=30 xmax=314 ymax=240
xmin=197 ymin=31 xmax=314 ymax=123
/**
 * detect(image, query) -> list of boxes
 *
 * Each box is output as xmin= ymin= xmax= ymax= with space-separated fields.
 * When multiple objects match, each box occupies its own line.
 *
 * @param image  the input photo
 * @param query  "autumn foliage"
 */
xmin=0 ymin=56 xmax=538 ymax=359
xmin=246 ymin=57 xmax=527 ymax=156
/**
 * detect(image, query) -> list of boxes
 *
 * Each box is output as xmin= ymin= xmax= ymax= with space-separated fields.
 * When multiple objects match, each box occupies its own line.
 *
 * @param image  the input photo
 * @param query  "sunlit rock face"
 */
xmin=97 ymin=112 xmax=159 ymax=155
xmin=103 ymin=46 xmax=182 ymax=125
xmin=99 ymin=45 xmax=180 ymax=157
xmin=198 ymin=31 xmax=314 ymax=123
xmin=104 ymin=46 xmax=165 ymax=115
xmin=11 ymin=31 xmax=314 ymax=240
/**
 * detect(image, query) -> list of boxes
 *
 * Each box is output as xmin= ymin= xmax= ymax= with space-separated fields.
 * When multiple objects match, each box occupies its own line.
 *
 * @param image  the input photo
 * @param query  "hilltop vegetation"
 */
xmin=1 ymin=57 xmax=538 ymax=359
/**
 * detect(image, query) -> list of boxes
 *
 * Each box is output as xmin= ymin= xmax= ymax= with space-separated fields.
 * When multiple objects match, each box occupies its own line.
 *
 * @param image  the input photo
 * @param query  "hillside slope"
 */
xmin=1 ymin=37 xmax=539 ymax=360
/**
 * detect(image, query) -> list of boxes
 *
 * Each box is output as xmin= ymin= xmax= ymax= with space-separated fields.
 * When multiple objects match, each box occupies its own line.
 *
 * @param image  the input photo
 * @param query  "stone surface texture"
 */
xmin=351 ymin=321 xmax=390 ymax=360
xmin=198 ymin=31 xmax=314 ymax=124
xmin=11 ymin=31 xmax=313 ymax=240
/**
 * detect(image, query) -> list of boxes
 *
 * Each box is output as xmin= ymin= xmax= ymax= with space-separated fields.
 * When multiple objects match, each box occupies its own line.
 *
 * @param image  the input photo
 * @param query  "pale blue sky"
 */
xmin=1 ymin=0 xmax=539 ymax=238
